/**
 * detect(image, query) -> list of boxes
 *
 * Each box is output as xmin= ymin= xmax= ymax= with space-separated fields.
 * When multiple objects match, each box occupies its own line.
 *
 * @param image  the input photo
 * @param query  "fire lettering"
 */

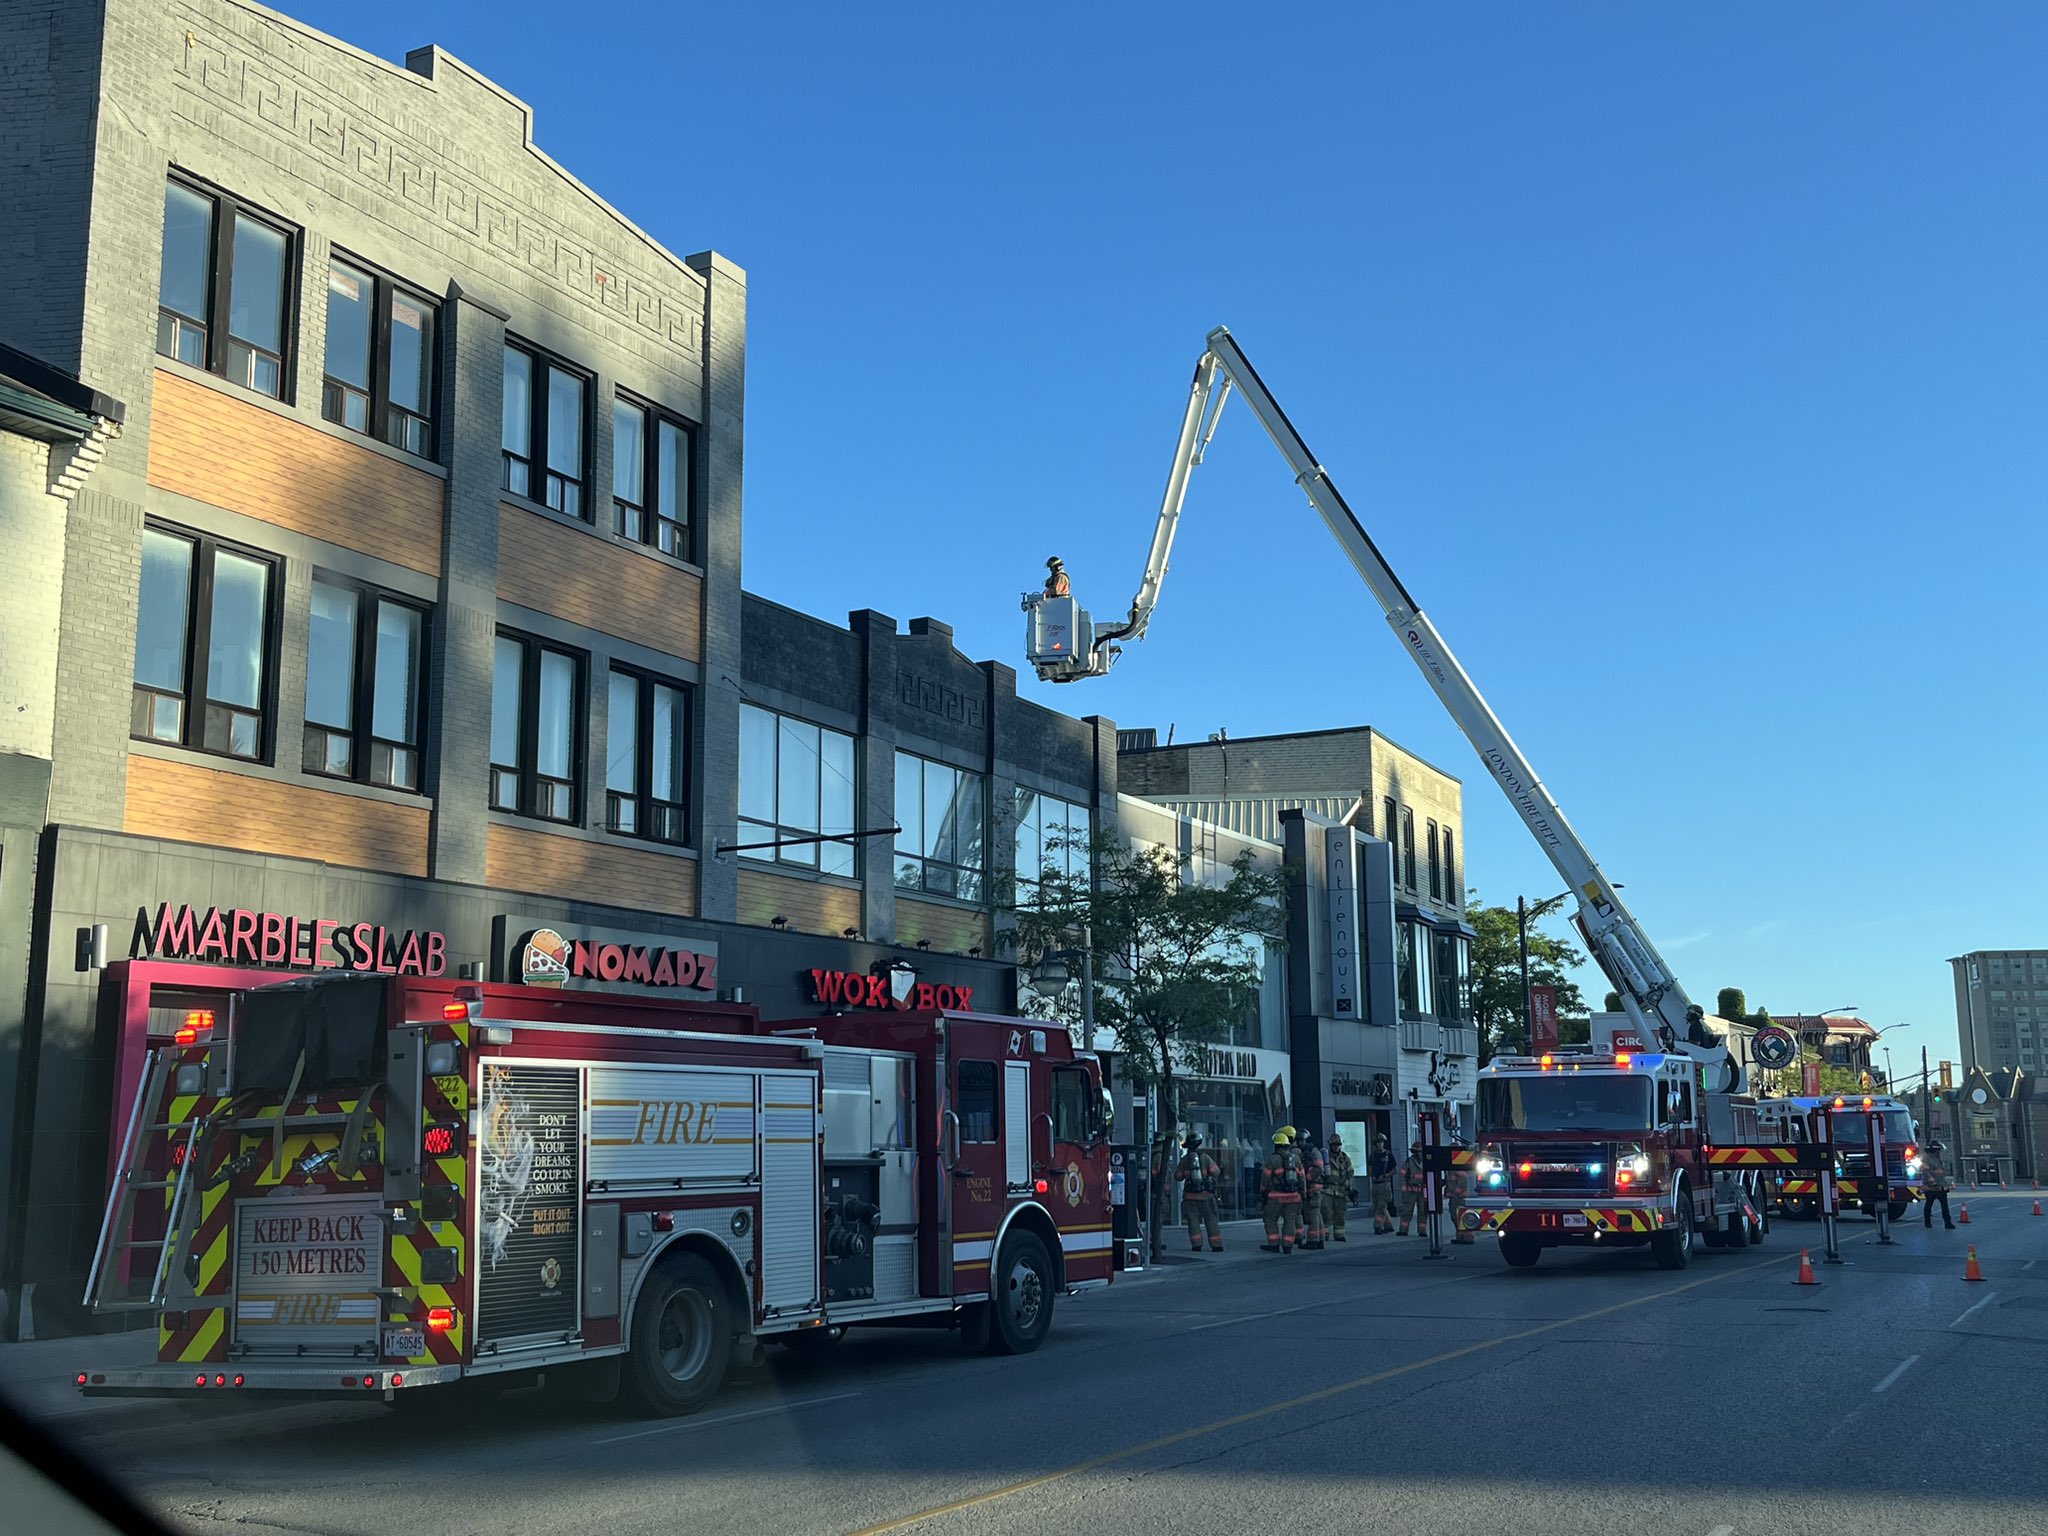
xmin=630 ymin=1101 xmax=719 ymax=1145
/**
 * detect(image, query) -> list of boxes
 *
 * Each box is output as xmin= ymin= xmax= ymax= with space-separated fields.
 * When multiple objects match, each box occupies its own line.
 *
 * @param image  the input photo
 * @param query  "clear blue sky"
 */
xmin=308 ymin=1 xmax=2047 ymax=1072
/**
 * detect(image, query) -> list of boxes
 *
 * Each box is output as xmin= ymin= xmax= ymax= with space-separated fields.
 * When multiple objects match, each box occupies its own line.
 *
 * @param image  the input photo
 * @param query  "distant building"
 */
xmin=1773 ymin=1014 xmax=1883 ymax=1080
xmin=1949 ymin=949 xmax=2048 ymax=1084
xmin=1118 ymin=725 xmax=1474 ymax=1148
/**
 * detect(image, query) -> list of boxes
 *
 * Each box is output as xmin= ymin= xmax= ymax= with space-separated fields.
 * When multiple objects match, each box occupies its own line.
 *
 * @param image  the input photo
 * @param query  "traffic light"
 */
xmin=1860 ymin=1070 xmax=1872 ymax=1090
xmin=1939 ymin=1060 xmax=1955 ymax=1089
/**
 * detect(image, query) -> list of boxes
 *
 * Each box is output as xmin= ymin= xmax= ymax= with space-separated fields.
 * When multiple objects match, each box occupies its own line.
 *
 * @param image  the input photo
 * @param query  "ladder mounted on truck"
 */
xmin=1025 ymin=325 xmax=1747 ymax=1094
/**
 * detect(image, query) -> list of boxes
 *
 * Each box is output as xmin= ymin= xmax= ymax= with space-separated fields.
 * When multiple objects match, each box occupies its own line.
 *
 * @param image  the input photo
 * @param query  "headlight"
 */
xmin=1475 ymin=1156 xmax=1499 ymax=1177
xmin=1627 ymin=1154 xmax=1652 ymax=1177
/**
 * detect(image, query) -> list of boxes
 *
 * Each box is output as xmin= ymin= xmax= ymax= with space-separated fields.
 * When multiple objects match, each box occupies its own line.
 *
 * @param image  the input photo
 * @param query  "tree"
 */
xmin=1604 ymin=991 xmax=1623 ymax=1013
xmin=1463 ymin=889 xmax=1589 ymax=1062
xmin=1008 ymin=827 xmax=1287 ymax=1263
xmin=1717 ymin=987 xmax=1747 ymax=1021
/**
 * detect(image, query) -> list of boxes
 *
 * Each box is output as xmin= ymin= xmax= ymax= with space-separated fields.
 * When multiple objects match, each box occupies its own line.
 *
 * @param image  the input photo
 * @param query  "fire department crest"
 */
xmin=1063 ymin=1161 xmax=1084 ymax=1208
xmin=539 ymin=1256 xmax=561 ymax=1290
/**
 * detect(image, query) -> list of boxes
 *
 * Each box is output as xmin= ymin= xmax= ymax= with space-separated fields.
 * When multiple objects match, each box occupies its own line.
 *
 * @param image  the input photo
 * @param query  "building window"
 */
xmin=1014 ymin=789 xmax=1091 ymax=901
xmin=155 ymin=176 xmax=295 ymax=399
xmin=1381 ymin=796 xmax=1395 ymax=851
xmin=606 ymin=667 xmax=690 ymax=845
xmin=1427 ymin=819 xmax=1442 ymax=900
xmin=131 ymin=524 xmax=277 ymax=761
xmin=1443 ymin=827 xmax=1457 ymax=905
xmin=737 ymin=704 xmax=857 ymax=875
xmin=1433 ymin=929 xmax=1470 ymax=1024
xmin=1400 ymin=807 xmax=1417 ymax=890
xmin=490 ymin=631 xmax=582 ymax=822
xmin=304 ymin=577 xmax=425 ymax=790
xmin=502 ymin=342 xmax=588 ymax=517
xmin=612 ymin=395 xmax=695 ymax=559
xmin=895 ymin=752 xmax=985 ymax=901
xmin=321 ymin=256 xmax=436 ymax=457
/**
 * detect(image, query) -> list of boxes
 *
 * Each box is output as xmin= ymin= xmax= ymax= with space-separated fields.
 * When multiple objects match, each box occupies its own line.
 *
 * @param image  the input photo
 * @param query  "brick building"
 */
xmin=0 ymin=0 xmax=1111 ymax=1337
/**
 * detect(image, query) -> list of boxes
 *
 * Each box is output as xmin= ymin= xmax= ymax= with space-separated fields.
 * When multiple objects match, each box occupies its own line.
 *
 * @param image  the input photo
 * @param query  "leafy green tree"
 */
xmin=1008 ymin=827 xmax=1286 ymax=1263
xmin=1464 ymin=890 xmax=1589 ymax=1062
xmin=1604 ymin=991 xmax=1624 ymax=1013
xmin=1717 ymin=987 xmax=1747 ymax=1021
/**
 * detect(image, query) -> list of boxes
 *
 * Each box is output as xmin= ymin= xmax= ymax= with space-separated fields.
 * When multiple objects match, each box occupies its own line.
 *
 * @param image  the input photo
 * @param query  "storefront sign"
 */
xmin=809 ymin=966 xmax=975 ymax=1013
xmin=496 ymin=916 xmax=717 ymax=996
xmin=130 ymin=903 xmax=447 ymax=975
xmin=1326 ymin=827 xmax=1359 ymax=1017
xmin=1197 ymin=1047 xmax=1261 ymax=1081
xmin=1329 ymin=1069 xmax=1393 ymax=1103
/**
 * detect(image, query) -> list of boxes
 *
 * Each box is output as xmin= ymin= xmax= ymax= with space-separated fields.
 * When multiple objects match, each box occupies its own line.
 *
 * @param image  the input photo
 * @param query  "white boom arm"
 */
xmin=1060 ymin=325 xmax=1735 ymax=1088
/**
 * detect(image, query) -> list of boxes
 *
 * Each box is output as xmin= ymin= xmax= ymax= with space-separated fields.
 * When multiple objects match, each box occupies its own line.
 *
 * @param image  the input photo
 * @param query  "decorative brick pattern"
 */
xmin=124 ymin=753 xmax=430 ymax=876
xmin=736 ymin=866 xmax=860 ymax=940
xmin=485 ymin=822 xmax=697 ymax=918
xmin=147 ymin=369 xmax=445 ymax=575
xmin=496 ymin=503 xmax=701 ymax=661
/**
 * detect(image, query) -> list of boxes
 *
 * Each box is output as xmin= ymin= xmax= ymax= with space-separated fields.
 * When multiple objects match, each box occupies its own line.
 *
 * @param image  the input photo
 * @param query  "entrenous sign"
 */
xmin=512 ymin=925 xmax=716 ymax=994
xmin=131 ymin=903 xmax=447 ymax=976
xmin=808 ymin=968 xmax=975 ymax=1013
xmin=1326 ymin=826 xmax=1359 ymax=1018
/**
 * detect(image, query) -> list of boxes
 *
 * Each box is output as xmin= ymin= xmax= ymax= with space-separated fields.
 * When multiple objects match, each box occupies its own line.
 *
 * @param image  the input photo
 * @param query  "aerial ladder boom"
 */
xmin=1024 ymin=326 xmax=1740 ymax=1090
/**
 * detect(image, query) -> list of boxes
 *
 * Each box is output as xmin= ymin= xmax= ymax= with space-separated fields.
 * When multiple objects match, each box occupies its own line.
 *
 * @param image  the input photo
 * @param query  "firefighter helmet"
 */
xmin=1047 ymin=555 xmax=1064 ymax=570
xmin=1273 ymin=1128 xmax=1293 ymax=1146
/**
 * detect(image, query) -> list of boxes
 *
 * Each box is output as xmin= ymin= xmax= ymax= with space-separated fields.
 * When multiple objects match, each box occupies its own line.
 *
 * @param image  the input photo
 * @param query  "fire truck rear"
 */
xmin=79 ymin=976 xmax=1112 ymax=1413
xmin=1756 ymin=1095 xmax=1921 ymax=1222
xmin=1463 ymin=1049 xmax=1772 ymax=1270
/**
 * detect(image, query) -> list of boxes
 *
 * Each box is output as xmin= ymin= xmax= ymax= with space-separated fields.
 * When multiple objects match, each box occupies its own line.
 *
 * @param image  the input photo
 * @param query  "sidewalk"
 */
xmin=1116 ymin=1212 xmax=1447 ymax=1275
xmin=0 ymin=1327 xmax=159 ymax=1430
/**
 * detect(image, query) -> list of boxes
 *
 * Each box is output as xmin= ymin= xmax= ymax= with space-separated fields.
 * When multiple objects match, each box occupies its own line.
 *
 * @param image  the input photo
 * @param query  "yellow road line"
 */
xmin=850 ymin=1249 xmax=1793 ymax=1535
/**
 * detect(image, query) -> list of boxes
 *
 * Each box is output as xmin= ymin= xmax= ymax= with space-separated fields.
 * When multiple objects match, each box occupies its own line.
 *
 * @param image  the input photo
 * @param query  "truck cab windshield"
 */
xmin=1479 ymin=1075 xmax=1654 ymax=1133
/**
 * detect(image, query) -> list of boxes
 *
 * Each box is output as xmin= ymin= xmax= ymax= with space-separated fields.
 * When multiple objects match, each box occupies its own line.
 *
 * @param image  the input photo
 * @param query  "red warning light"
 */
xmin=422 ymin=1122 xmax=462 ymax=1157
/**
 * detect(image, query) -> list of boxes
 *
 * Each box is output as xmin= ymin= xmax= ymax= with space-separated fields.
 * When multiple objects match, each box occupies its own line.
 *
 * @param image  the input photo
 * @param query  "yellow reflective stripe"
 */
xmin=176 ymin=1308 xmax=225 ymax=1363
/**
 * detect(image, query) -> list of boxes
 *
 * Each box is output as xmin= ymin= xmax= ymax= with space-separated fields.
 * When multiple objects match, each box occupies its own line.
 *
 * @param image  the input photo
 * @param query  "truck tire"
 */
xmin=988 ymin=1230 xmax=1055 ymax=1354
xmin=1498 ymin=1234 xmax=1541 ymax=1268
xmin=1887 ymin=1200 xmax=1910 ymax=1222
xmin=1651 ymin=1189 xmax=1694 ymax=1271
xmin=628 ymin=1253 xmax=733 ymax=1416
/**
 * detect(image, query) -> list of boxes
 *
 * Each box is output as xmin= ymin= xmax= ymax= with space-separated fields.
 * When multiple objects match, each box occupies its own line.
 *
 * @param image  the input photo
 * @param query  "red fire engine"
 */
xmin=79 ymin=976 xmax=1113 ymax=1414
xmin=1464 ymin=1048 xmax=1775 ymax=1268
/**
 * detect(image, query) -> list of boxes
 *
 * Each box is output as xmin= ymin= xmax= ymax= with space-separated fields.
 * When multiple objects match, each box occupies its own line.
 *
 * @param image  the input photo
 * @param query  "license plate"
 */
xmin=383 ymin=1328 xmax=425 ymax=1358
xmin=1562 ymin=1213 xmax=1588 ymax=1229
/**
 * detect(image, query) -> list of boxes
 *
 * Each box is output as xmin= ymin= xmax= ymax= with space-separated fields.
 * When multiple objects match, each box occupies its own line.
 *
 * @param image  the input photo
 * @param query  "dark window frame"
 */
xmin=490 ymin=628 xmax=585 ymax=825
xmin=1443 ymin=827 xmax=1457 ymax=904
xmin=612 ymin=391 xmax=697 ymax=561
xmin=130 ymin=520 xmax=282 ymax=765
xmin=957 ymin=1060 xmax=1000 ymax=1143
xmin=1400 ymin=806 xmax=1417 ymax=890
xmin=1427 ymin=818 xmax=1442 ymax=900
xmin=894 ymin=750 xmax=988 ymax=903
xmin=1381 ymin=796 xmax=1397 ymax=863
xmin=303 ymin=573 xmax=429 ymax=793
xmin=736 ymin=703 xmax=861 ymax=878
xmin=321 ymin=252 xmax=439 ymax=459
xmin=156 ymin=172 xmax=299 ymax=401
xmin=605 ymin=663 xmax=692 ymax=847
xmin=502 ymin=340 xmax=591 ymax=519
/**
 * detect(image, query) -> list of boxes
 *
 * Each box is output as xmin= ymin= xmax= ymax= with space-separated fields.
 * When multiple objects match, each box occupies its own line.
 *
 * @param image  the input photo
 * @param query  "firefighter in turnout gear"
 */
xmin=1261 ymin=1128 xmax=1305 ymax=1253
xmin=1396 ymin=1144 xmax=1427 ymax=1235
xmin=1044 ymin=556 xmax=1071 ymax=598
xmin=1325 ymin=1133 xmax=1354 ymax=1241
xmin=1367 ymin=1134 xmax=1398 ymax=1233
xmin=1297 ymin=1130 xmax=1327 ymax=1249
xmin=1447 ymin=1151 xmax=1474 ymax=1243
xmin=1178 ymin=1133 xmax=1224 ymax=1252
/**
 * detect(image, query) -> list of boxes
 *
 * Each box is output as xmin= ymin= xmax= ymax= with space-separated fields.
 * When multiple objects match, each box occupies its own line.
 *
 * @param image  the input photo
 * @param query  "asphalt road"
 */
xmin=14 ymin=1193 xmax=2048 ymax=1536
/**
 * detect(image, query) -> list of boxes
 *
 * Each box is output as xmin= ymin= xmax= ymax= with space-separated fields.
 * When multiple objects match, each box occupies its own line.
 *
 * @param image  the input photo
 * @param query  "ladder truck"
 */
xmin=1023 ymin=325 xmax=1746 ymax=1096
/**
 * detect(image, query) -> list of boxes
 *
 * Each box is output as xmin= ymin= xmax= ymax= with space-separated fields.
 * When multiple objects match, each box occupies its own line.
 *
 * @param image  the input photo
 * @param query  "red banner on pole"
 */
xmin=1529 ymin=985 xmax=1558 ymax=1053
xmin=1802 ymin=1062 xmax=1824 ymax=1096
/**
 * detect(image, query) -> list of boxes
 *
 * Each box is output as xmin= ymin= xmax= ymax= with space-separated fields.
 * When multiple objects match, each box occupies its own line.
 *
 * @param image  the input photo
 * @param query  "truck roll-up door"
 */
xmin=760 ymin=1071 xmax=820 ymax=1315
xmin=1005 ymin=1062 xmax=1031 ymax=1191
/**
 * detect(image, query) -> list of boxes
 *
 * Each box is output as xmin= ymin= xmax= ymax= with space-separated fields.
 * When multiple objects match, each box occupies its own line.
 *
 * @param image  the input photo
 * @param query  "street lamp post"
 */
xmin=1516 ymin=886 xmax=1615 ymax=1052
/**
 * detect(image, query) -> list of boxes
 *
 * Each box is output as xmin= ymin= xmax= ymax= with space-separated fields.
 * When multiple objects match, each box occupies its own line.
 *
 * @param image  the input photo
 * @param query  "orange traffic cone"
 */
xmin=1958 ymin=1202 xmax=1971 ymax=1224
xmin=2033 ymin=1201 xmax=2042 ymax=1217
xmin=1794 ymin=1248 xmax=1819 ymax=1286
xmin=1964 ymin=1245 xmax=1985 ymax=1282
